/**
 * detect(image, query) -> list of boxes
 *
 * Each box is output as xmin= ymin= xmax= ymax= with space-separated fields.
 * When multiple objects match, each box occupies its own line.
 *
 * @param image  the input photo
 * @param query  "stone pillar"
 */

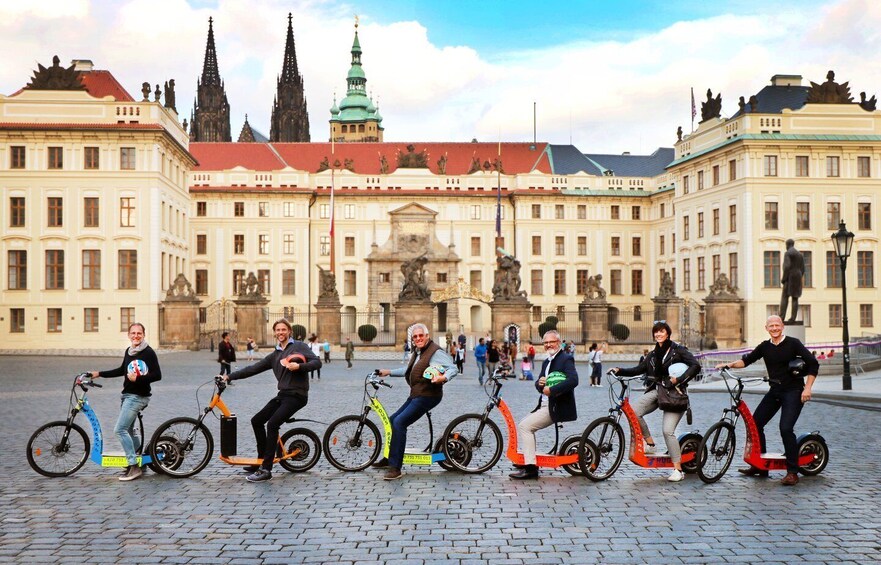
xmin=315 ymin=298 xmax=342 ymax=345
xmin=395 ymin=300 xmax=435 ymax=346
xmin=159 ymin=273 xmax=201 ymax=350
xmin=490 ymin=300 xmax=532 ymax=345
xmin=652 ymin=297 xmax=683 ymax=337
xmin=704 ymin=298 xmax=744 ymax=349
xmin=579 ymin=301 xmax=610 ymax=344
xmin=783 ymin=321 xmax=806 ymax=343
xmin=235 ymin=297 xmax=270 ymax=347
xmin=159 ymin=302 xmax=200 ymax=350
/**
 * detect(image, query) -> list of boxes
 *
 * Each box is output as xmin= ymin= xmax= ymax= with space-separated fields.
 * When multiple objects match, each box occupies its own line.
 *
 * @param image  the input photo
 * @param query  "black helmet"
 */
xmin=788 ymin=359 xmax=806 ymax=377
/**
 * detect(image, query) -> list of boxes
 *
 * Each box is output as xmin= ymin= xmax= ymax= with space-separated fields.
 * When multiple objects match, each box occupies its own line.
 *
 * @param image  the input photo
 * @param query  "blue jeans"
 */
xmin=115 ymin=393 xmax=150 ymax=466
xmin=752 ymin=387 xmax=804 ymax=473
xmin=476 ymin=359 xmax=487 ymax=383
xmin=387 ymin=395 xmax=442 ymax=469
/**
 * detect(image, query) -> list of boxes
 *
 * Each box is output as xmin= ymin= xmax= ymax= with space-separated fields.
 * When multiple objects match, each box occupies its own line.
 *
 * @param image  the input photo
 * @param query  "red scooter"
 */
xmin=697 ymin=366 xmax=829 ymax=483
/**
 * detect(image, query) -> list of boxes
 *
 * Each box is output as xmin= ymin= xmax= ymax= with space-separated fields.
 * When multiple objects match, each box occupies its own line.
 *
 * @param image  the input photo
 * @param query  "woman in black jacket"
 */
xmin=610 ymin=321 xmax=700 ymax=482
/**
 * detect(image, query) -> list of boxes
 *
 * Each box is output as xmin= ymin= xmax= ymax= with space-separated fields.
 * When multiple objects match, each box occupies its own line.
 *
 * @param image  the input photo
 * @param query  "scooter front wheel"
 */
xmin=323 ymin=415 xmax=381 ymax=471
xmin=797 ymin=434 xmax=829 ymax=476
xmin=149 ymin=417 xmax=214 ymax=478
xmin=442 ymin=414 xmax=503 ymax=474
xmin=696 ymin=421 xmax=736 ymax=484
xmin=27 ymin=421 xmax=90 ymax=477
xmin=578 ymin=417 xmax=625 ymax=481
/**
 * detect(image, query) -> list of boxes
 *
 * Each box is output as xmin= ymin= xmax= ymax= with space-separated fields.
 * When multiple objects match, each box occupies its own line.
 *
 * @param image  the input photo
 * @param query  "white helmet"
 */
xmin=668 ymin=363 xmax=689 ymax=379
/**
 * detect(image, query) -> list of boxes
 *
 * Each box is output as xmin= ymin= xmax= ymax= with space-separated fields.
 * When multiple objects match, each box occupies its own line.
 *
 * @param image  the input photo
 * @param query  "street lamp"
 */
xmin=831 ymin=220 xmax=855 ymax=390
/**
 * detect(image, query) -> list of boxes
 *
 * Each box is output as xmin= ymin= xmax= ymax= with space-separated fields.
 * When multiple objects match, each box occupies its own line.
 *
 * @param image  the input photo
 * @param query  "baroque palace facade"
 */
xmin=1 ymin=25 xmax=880 ymax=350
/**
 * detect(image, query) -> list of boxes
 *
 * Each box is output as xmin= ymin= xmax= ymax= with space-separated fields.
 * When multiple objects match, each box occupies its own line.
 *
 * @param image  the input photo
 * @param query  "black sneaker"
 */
xmin=371 ymin=457 xmax=390 ymax=468
xmin=246 ymin=469 xmax=272 ymax=482
xmin=119 ymin=465 xmax=143 ymax=482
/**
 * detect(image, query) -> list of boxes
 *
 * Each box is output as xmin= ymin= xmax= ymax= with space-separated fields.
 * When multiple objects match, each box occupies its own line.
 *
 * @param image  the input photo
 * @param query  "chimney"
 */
xmin=71 ymin=59 xmax=94 ymax=72
xmin=622 ymin=151 xmax=631 ymax=155
xmin=770 ymin=74 xmax=802 ymax=87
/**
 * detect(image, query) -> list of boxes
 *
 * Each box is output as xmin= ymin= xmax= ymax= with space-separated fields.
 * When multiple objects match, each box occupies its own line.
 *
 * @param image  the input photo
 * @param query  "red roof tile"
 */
xmin=189 ymin=143 xmax=287 ymax=171
xmin=189 ymin=142 xmax=551 ymax=174
xmin=80 ymin=70 xmax=134 ymax=101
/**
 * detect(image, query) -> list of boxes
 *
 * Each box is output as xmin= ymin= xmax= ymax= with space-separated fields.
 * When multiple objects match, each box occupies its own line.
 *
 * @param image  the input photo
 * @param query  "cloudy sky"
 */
xmin=2 ymin=0 xmax=879 ymax=154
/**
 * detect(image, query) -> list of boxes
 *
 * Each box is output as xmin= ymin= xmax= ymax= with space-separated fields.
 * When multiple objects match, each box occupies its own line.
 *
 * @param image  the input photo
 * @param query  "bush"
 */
xmin=538 ymin=321 xmax=557 ymax=337
xmin=544 ymin=315 xmax=559 ymax=326
xmin=358 ymin=324 xmax=378 ymax=342
xmin=610 ymin=323 xmax=630 ymax=341
xmin=291 ymin=325 xmax=307 ymax=341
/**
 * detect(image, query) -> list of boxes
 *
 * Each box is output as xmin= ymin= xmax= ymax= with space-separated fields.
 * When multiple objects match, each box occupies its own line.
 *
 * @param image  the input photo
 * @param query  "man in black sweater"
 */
xmin=224 ymin=319 xmax=321 ymax=482
xmin=716 ymin=315 xmax=819 ymax=485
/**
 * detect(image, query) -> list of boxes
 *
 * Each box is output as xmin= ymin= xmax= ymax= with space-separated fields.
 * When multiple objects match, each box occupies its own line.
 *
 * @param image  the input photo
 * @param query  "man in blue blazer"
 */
xmin=510 ymin=330 xmax=579 ymax=479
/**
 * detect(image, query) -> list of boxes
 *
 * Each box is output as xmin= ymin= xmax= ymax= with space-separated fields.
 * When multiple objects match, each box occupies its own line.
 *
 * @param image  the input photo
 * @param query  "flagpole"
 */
xmin=691 ymin=87 xmax=696 ymax=133
xmin=330 ymin=138 xmax=336 ymax=274
xmin=495 ymin=136 xmax=502 ymax=252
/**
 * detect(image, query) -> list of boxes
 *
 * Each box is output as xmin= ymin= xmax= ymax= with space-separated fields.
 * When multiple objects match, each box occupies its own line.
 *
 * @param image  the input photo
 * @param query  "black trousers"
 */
xmin=219 ymin=362 xmax=231 ymax=375
xmin=251 ymin=393 xmax=307 ymax=470
xmin=752 ymin=387 xmax=804 ymax=473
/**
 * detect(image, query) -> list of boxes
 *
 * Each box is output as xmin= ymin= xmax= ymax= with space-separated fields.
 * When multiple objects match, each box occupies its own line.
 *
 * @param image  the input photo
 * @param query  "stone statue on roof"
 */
xmin=700 ymin=89 xmax=722 ymax=122
xmin=676 ymin=126 xmax=683 ymax=141
xmin=164 ymin=79 xmax=176 ymax=112
xmin=859 ymin=92 xmax=877 ymax=111
xmin=141 ymin=82 xmax=151 ymax=101
xmin=437 ymin=154 xmax=448 ymax=175
xmin=397 ymin=144 xmax=429 ymax=168
xmin=806 ymin=70 xmax=853 ymax=104
xmin=25 ymin=56 xmax=85 ymax=91
xmin=379 ymin=155 xmax=389 ymax=174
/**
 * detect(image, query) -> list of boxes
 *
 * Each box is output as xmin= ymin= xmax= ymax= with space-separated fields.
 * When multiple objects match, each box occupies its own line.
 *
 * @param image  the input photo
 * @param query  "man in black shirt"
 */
xmin=716 ymin=315 xmax=819 ymax=485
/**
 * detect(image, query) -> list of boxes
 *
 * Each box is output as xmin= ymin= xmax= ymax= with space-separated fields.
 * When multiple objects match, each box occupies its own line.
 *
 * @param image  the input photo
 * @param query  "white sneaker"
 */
xmin=667 ymin=469 xmax=684 ymax=482
xmin=644 ymin=443 xmax=656 ymax=454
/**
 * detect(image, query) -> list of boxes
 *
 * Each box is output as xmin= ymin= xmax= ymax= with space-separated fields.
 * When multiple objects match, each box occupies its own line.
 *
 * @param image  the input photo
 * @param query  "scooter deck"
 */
xmin=401 ymin=449 xmax=445 ymax=465
xmin=97 ymin=451 xmax=153 ymax=467
xmin=219 ymin=455 xmax=295 ymax=466
xmin=508 ymin=452 xmax=578 ymax=469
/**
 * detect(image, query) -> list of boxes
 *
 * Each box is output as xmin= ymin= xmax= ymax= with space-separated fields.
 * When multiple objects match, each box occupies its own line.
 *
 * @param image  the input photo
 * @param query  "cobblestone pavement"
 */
xmin=2 ymin=353 xmax=880 ymax=564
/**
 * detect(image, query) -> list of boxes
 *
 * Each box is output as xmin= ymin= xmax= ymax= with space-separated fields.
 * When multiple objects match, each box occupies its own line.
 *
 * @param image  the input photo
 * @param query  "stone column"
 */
xmin=235 ymin=296 xmax=270 ymax=347
xmin=704 ymin=298 xmax=744 ymax=349
xmin=315 ymin=297 xmax=342 ymax=345
xmin=652 ymin=297 xmax=683 ymax=336
xmin=490 ymin=300 xmax=532 ymax=345
xmin=395 ymin=300 xmax=435 ymax=346
xmin=159 ymin=273 xmax=201 ymax=350
xmin=579 ymin=300 xmax=610 ymax=344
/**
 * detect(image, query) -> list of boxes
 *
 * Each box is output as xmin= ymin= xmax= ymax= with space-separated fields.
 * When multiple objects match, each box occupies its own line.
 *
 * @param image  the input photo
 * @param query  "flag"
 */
xmin=691 ymin=87 xmax=696 ymax=121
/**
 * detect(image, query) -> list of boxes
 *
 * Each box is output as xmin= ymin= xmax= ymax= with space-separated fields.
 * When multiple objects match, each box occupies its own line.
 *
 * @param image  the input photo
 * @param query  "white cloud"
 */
xmin=2 ymin=0 xmax=881 ymax=154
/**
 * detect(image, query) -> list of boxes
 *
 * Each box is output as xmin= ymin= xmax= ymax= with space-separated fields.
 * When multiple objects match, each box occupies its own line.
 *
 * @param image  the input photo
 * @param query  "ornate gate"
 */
xmin=199 ymin=299 xmax=236 ymax=349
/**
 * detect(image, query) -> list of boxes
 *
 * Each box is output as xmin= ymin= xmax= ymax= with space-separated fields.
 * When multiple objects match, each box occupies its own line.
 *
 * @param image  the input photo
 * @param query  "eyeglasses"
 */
xmin=652 ymin=320 xmax=666 ymax=324
xmin=412 ymin=334 xmax=427 ymax=339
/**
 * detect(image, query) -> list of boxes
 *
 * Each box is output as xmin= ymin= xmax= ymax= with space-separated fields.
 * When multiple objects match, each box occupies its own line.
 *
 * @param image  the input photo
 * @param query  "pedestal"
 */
xmin=704 ymin=299 xmax=744 ymax=349
xmin=783 ymin=321 xmax=806 ymax=343
xmin=159 ymin=301 xmax=200 ymax=350
xmin=315 ymin=300 xmax=342 ymax=345
xmin=490 ymin=300 xmax=532 ymax=346
xmin=395 ymin=300 xmax=435 ymax=347
xmin=235 ymin=298 xmax=270 ymax=347
xmin=579 ymin=301 xmax=610 ymax=344
xmin=652 ymin=297 xmax=683 ymax=337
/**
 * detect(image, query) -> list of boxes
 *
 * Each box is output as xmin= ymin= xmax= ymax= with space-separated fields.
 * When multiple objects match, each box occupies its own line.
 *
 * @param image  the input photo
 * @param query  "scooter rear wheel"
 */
xmin=797 ymin=434 xmax=829 ymax=476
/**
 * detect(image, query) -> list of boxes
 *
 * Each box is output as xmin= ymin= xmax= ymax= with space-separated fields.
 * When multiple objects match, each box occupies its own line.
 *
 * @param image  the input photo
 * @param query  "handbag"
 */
xmin=656 ymin=380 xmax=689 ymax=412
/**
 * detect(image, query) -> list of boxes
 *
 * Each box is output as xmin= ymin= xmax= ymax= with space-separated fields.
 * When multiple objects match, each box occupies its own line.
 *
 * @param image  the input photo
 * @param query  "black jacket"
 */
xmin=229 ymin=340 xmax=321 ymax=398
xmin=536 ymin=351 xmax=578 ymax=422
xmin=616 ymin=340 xmax=700 ymax=391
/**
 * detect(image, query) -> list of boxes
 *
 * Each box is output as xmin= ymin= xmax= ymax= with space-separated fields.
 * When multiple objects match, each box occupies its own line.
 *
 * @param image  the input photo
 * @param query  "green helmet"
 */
xmin=545 ymin=371 xmax=567 ymax=388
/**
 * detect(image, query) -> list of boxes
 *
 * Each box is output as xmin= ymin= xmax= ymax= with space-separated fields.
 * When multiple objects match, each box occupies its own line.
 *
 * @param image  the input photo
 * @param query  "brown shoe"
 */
xmin=737 ymin=466 xmax=769 ymax=478
xmin=383 ymin=468 xmax=403 ymax=481
xmin=781 ymin=472 xmax=799 ymax=486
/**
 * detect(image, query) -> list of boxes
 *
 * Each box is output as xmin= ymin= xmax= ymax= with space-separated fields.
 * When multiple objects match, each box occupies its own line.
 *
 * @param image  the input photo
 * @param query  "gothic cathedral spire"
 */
xmin=190 ymin=17 xmax=231 ymax=142
xmin=270 ymin=13 xmax=310 ymax=142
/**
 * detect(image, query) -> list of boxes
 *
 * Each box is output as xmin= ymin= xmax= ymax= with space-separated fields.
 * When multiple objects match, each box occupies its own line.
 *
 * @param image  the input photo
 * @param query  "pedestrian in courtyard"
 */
xmin=218 ymin=331 xmax=236 ymax=376
xmin=246 ymin=338 xmax=256 ymax=361
xmin=345 ymin=337 xmax=355 ymax=369
xmin=373 ymin=323 xmax=457 ymax=480
xmin=308 ymin=335 xmax=322 ymax=380
xmin=323 ymin=339 xmax=331 ymax=363
xmin=474 ymin=337 xmax=488 ymax=385
xmin=487 ymin=340 xmax=500 ymax=376
xmin=90 ymin=322 xmax=161 ymax=482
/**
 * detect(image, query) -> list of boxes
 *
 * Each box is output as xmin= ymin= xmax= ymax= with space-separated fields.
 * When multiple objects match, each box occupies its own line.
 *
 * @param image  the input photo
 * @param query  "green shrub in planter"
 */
xmin=538 ymin=321 xmax=557 ymax=337
xmin=358 ymin=324 xmax=378 ymax=342
xmin=291 ymin=325 xmax=307 ymax=341
xmin=610 ymin=323 xmax=630 ymax=341
xmin=545 ymin=315 xmax=559 ymax=326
